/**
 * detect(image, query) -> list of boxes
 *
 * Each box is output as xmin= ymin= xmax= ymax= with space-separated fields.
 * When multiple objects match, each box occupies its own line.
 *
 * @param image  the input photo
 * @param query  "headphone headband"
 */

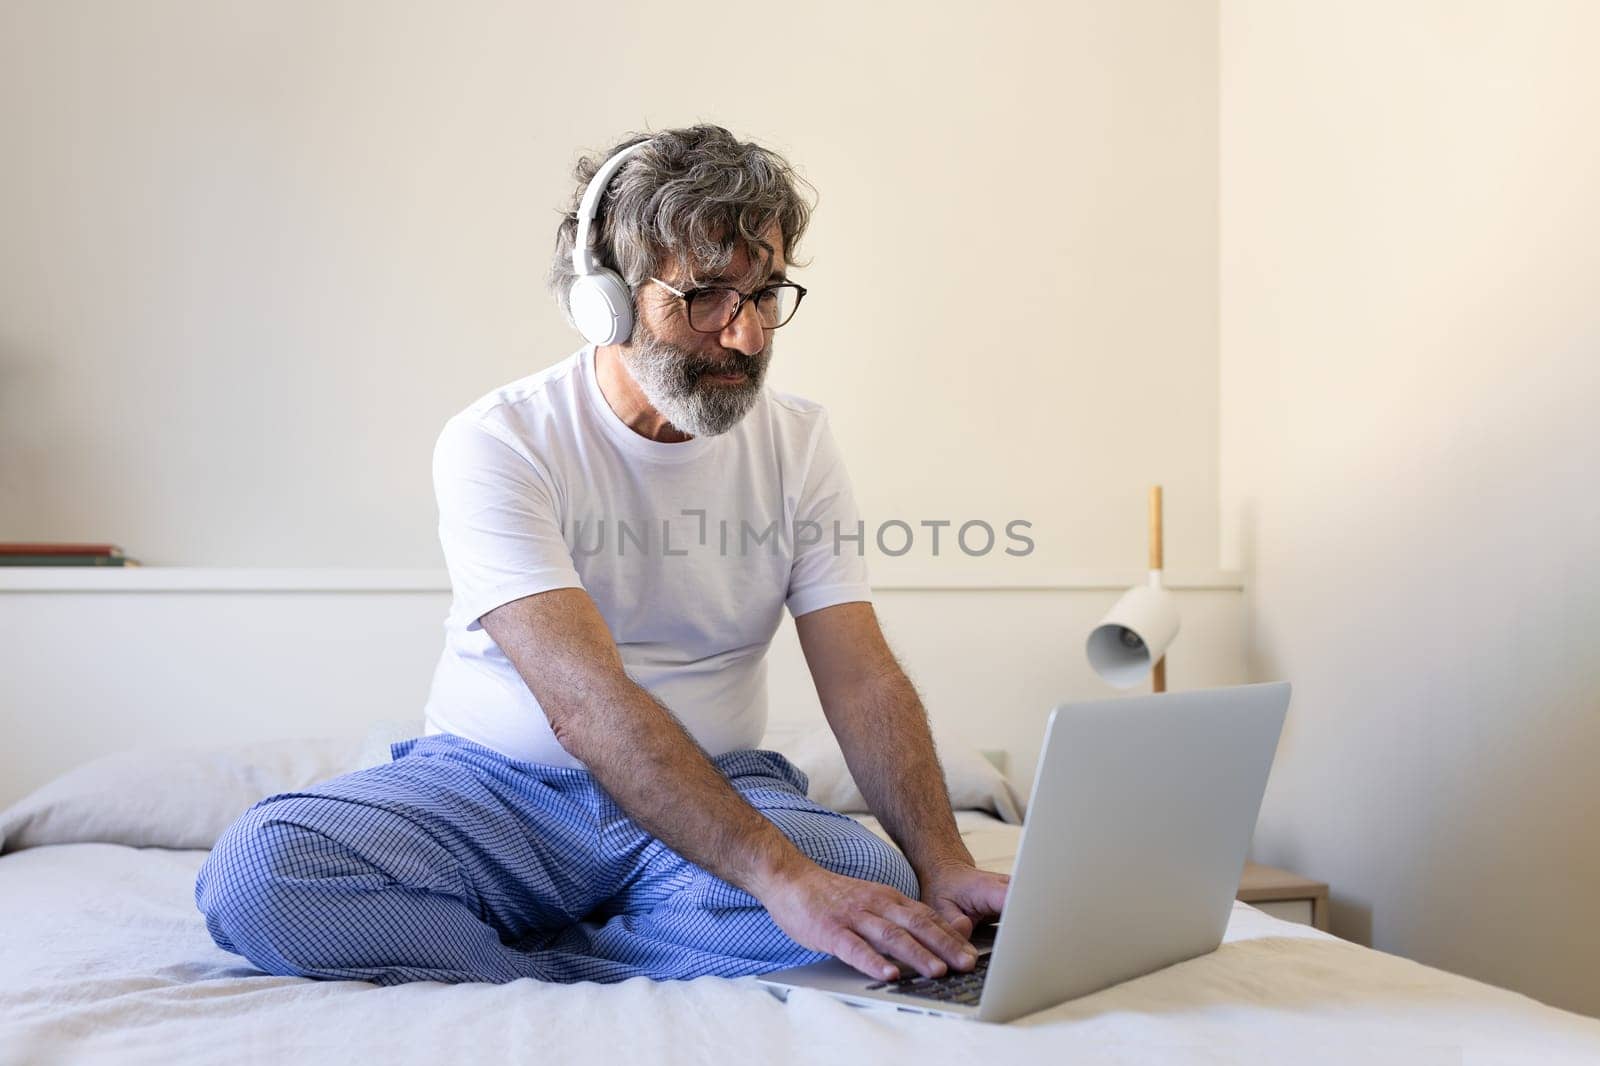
xmin=572 ymin=140 xmax=650 ymax=277
xmin=566 ymin=138 xmax=652 ymax=346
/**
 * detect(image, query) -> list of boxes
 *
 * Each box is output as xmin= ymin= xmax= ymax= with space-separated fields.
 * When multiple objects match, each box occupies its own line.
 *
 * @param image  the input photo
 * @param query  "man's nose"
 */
xmin=719 ymin=301 xmax=767 ymax=356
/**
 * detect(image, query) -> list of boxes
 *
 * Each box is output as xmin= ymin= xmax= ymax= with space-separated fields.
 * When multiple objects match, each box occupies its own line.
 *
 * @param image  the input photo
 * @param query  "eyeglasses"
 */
xmin=648 ymin=276 xmax=808 ymax=332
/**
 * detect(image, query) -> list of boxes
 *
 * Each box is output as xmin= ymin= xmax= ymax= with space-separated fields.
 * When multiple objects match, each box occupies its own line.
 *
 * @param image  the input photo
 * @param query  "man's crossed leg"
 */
xmin=194 ymin=733 xmax=917 ymax=986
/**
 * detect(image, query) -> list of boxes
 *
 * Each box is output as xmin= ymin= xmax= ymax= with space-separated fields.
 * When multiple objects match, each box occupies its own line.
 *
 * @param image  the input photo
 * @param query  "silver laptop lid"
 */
xmin=977 ymin=681 xmax=1291 ymax=1022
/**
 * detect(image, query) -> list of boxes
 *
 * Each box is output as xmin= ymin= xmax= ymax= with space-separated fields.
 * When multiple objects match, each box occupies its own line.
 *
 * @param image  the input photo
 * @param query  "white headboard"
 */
xmin=0 ymin=568 xmax=1246 ymax=808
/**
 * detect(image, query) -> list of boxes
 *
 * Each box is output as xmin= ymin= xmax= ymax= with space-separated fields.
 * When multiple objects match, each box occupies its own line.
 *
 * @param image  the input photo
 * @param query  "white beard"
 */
xmin=619 ymin=322 xmax=771 ymax=437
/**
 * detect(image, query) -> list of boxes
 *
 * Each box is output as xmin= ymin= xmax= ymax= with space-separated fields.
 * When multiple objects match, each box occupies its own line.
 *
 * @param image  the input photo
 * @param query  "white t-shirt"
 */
xmin=422 ymin=343 xmax=873 ymax=769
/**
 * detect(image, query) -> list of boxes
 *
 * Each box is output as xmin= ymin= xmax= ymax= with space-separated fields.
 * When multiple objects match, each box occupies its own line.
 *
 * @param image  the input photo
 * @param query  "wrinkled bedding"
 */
xmin=4 ymin=812 xmax=1599 ymax=1066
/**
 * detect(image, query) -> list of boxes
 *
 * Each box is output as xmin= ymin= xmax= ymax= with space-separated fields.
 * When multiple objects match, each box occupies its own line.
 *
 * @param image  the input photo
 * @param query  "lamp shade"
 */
xmin=1085 ymin=583 xmax=1181 ymax=689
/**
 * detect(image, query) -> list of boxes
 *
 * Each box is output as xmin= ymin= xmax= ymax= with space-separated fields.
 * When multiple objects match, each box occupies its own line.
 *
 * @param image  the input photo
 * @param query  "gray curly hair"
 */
xmin=548 ymin=124 xmax=816 ymax=330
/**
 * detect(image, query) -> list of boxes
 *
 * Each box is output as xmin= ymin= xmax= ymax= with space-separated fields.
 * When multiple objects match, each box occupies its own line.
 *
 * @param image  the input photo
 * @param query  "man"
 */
xmin=195 ymin=124 xmax=1007 ymax=987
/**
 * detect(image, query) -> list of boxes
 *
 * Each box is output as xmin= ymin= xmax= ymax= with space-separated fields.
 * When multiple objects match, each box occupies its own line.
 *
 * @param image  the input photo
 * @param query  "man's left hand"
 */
xmin=918 ymin=861 xmax=1010 ymax=941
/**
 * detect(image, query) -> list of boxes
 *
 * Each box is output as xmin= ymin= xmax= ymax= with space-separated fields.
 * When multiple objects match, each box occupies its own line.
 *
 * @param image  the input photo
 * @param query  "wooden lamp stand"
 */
xmin=1149 ymin=484 xmax=1166 ymax=694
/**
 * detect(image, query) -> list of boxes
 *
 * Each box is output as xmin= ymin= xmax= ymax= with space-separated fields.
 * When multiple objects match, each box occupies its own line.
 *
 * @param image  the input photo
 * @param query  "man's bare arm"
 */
xmin=479 ymin=587 xmax=976 ymax=980
xmin=793 ymin=601 xmax=973 ymax=880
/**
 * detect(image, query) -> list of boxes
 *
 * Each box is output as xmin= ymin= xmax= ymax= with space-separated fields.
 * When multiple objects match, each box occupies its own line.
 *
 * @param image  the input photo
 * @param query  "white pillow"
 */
xmin=763 ymin=724 xmax=1026 ymax=825
xmin=0 ymin=720 xmax=1024 ymax=854
xmin=0 ymin=735 xmax=364 ymax=855
xmin=352 ymin=718 xmax=432 ymax=771
xmin=352 ymin=719 xmax=1025 ymax=822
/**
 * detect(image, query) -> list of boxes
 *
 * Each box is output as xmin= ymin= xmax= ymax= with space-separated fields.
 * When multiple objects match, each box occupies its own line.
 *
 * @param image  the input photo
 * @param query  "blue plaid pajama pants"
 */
xmin=194 ymin=732 xmax=918 ymax=986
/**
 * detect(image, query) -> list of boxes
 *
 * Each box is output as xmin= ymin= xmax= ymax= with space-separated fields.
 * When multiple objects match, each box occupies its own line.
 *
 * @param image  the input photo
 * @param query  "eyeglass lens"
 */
xmin=686 ymin=286 xmax=800 ymax=331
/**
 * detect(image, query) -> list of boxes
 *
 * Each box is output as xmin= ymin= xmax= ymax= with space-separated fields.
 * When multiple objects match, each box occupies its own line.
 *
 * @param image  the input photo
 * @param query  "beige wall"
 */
xmin=0 ymin=1 xmax=1219 ymax=582
xmin=1221 ymin=1 xmax=1600 ymax=1017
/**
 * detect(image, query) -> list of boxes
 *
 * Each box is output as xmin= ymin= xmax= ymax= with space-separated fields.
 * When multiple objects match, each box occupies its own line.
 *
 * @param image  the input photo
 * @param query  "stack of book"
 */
xmin=0 ymin=543 xmax=142 ymax=566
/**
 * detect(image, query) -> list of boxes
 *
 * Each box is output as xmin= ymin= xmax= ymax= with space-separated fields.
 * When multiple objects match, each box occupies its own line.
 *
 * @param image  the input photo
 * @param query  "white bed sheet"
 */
xmin=3 ymin=811 xmax=1598 ymax=1066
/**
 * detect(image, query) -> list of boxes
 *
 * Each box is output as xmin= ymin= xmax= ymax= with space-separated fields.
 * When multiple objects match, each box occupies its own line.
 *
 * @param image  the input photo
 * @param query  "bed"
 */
xmin=3 ymin=728 xmax=1598 ymax=1066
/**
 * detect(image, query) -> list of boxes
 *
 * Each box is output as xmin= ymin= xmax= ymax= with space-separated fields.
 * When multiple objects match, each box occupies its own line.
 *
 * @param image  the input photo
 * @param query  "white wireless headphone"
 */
xmin=567 ymin=140 xmax=652 ymax=346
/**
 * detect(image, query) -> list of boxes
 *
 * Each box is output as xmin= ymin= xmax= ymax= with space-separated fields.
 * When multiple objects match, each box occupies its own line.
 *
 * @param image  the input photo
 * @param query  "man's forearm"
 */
xmin=824 ymin=672 xmax=973 ymax=881
xmin=552 ymin=680 xmax=812 ymax=900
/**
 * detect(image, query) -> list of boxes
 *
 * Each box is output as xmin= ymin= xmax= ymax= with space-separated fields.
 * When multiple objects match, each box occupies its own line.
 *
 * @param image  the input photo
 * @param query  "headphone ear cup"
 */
xmin=569 ymin=270 xmax=634 ymax=347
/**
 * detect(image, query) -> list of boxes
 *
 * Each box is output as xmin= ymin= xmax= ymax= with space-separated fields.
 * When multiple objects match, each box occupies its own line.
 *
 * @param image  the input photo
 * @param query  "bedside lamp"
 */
xmin=1086 ymin=485 xmax=1180 ymax=693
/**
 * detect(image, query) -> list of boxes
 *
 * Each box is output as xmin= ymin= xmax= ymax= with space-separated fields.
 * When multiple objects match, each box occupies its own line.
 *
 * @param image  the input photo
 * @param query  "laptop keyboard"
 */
xmin=868 ymin=952 xmax=992 ymax=1006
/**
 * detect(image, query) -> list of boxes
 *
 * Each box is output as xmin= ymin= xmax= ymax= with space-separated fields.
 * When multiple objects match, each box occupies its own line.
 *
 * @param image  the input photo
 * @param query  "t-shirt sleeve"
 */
xmin=432 ymin=415 xmax=584 ymax=632
xmin=785 ymin=414 xmax=874 ymax=618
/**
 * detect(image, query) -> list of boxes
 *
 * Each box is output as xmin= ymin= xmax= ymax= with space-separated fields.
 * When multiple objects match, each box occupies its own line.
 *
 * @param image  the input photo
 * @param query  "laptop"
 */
xmin=757 ymin=680 xmax=1292 ymax=1023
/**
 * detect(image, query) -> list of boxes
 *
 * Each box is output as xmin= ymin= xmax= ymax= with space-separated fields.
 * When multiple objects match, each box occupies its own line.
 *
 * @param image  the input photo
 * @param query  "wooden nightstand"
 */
xmin=1236 ymin=862 xmax=1330 ymax=931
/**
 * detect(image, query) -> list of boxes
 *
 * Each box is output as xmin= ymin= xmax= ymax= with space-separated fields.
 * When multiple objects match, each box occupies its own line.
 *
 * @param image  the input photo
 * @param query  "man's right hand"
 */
xmin=756 ymin=861 xmax=980 ymax=982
